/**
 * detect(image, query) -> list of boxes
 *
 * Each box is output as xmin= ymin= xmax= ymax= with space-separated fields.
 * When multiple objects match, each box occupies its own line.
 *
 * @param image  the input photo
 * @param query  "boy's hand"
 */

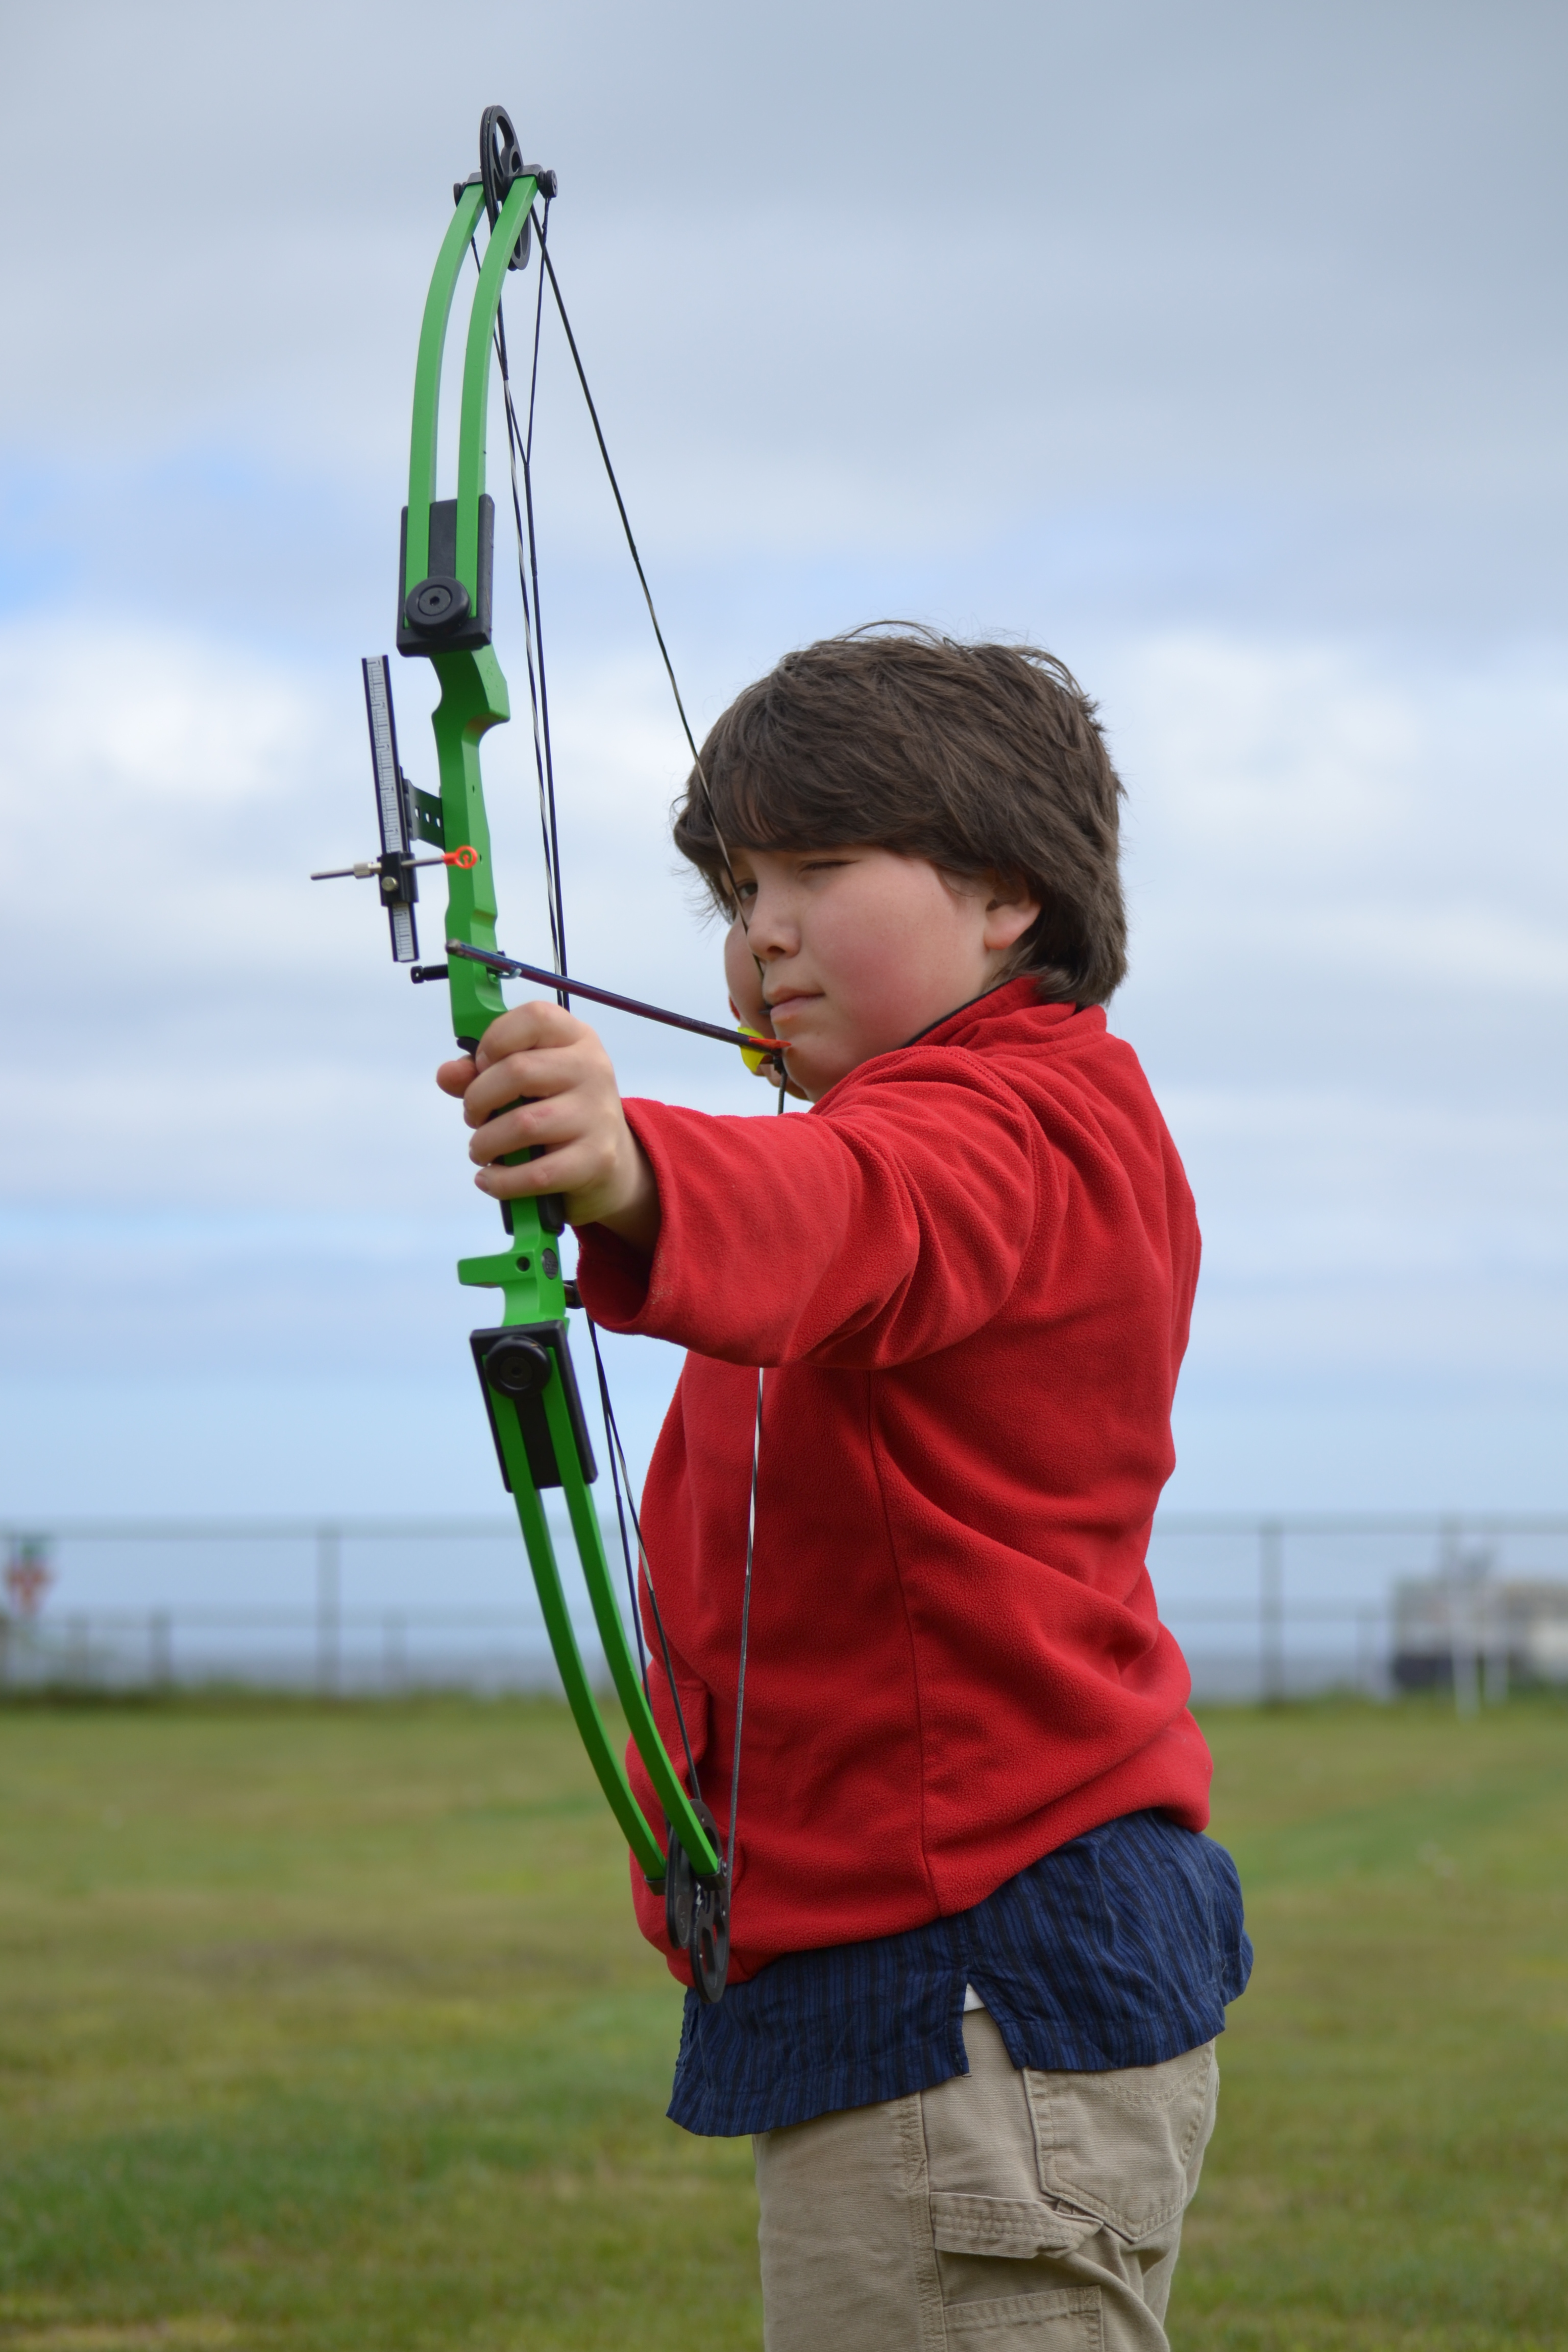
xmin=435 ymin=1000 xmax=660 ymax=1254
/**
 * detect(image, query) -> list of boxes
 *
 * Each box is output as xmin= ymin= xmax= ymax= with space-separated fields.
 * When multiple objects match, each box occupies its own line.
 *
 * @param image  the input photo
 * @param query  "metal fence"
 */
xmin=0 ymin=1518 xmax=564 ymax=1697
xmin=1145 ymin=1513 xmax=1568 ymax=1704
xmin=3 ymin=1512 xmax=1566 ymax=1704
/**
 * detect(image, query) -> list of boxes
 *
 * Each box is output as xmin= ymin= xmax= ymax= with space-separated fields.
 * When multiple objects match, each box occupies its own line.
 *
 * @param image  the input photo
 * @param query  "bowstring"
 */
xmin=479 ymin=202 xmax=568 ymax=997
xmin=489 ymin=195 xmax=708 ymax=1818
xmin=530 ymin=209 xmax=756 ymax=942
xmin=518 ymin=205 xmax=566 ymax=987
xmin=496 ymin=192 xmax=790 ymax=1907
xmin=586 ymin=1317 xmax=703 ymax=1803
xmin=727 ymin=1070 xmax=787 ymax=1890
xmin=585 ymin=1315 xmax=648 ymax=1693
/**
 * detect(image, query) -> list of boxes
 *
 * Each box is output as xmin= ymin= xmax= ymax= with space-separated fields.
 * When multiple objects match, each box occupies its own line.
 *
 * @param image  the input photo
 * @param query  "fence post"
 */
xmin=316 ymin=1526 xmax=341 ymax=1697
xmin=1441 ymin=1516 xmax=1478 ymax=1717
xmin=1259 ymin=1521 xmax=1285 ymax=1703
xmin=1356 ymin=1606 xmax=1380 ymax=1699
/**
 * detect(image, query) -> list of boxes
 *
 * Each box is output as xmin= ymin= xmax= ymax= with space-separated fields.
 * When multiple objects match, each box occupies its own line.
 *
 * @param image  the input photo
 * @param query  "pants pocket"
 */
xmin=1025 ymin=2041 xmax=1217 ymax=2242
xmin=943 ymin=2283 xmax=1102 ymax=2342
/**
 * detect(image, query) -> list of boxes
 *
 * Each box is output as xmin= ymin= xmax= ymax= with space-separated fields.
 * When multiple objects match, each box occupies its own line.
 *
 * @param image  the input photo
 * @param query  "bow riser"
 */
xmin=429 ymin=645 xmax=507 ymax=1048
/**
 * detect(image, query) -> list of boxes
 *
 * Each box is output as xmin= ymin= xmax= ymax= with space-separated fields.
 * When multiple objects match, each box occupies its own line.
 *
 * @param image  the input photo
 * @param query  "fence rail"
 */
xmin=4 ymin=1512 xmax=1566 ymax=1706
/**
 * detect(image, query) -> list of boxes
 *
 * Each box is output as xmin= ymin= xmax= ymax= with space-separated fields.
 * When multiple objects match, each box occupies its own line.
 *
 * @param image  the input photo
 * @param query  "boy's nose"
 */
xmin=745 ymin=893 xmax=796 ymax=957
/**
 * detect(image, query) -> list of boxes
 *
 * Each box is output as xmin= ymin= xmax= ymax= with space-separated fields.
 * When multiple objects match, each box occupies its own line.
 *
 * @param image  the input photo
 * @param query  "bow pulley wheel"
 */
xmin=665 ymin=1797 xmax=730 ymax=2002
xmin=665 ymin=1796 xmax=719 ymax=1950
xmin=690 ymin=1855 xmax=731 ymax=2003
xmin=480 ymin=104 xmax=533 ymax=271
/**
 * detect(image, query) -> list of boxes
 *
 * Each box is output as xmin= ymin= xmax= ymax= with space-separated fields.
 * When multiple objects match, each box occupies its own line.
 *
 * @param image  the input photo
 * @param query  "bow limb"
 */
xmin=404 ymin=180 xmax=484 ymax=593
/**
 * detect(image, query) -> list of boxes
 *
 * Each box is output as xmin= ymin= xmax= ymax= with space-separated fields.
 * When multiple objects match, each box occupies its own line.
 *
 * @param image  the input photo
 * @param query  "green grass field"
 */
xmin=1 ymin=1695 xmax=1564 ymax=2351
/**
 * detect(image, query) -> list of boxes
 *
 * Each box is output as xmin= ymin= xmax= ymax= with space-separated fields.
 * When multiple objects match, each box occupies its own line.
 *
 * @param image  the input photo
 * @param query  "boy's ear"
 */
xmin=983 ymin=872 xmax=1041 ymax=951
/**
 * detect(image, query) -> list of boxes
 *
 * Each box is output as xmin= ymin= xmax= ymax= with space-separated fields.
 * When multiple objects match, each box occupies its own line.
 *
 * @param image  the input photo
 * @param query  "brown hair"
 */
xmin=671 ymin=625 xmax=1127 ymax=1004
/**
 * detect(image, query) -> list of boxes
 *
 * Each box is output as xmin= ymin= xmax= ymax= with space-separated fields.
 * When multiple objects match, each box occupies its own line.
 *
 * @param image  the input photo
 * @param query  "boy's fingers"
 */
xmin=435 ymin=1052 xmax=478 ymax=1099
xmin=472 ymin=997 xmax=586 ymax=1070
xmin=472 ymin=1129 xmax=609 ymax=1204
xmin=465 ymin=1105 xmax=538 ymax=1165
xmin=474 ymin=1141 xmax=582 ymax=1199
xmin=468 ymin=1084 xmax=606 ymax=1167
xmin=443 ymin=994 xmax=635 ymax=1230
xmin=462 ymin=1044 xmax=592 ymax=1128
xmin=440 ymin=1000 xmax=581 ymax=1110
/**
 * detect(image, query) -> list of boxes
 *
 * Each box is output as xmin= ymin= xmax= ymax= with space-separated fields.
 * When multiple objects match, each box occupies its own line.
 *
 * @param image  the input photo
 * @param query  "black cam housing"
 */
xmin=471 ymin=1320 xmax=598 ymax=1492
xmin=397 ymin=495 xmax=495 ymax=655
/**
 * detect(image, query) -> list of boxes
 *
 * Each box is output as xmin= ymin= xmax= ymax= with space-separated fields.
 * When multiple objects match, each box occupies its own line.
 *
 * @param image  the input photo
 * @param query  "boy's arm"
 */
xmin=438 ymin=1003 xmax=1060 ymax=1371
xmin=578 ymin=1057 xmax=1057 ymax=1370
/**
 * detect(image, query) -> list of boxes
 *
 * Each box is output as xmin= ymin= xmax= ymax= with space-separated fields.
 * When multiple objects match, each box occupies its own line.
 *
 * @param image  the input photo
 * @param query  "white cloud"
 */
xmin=1095 ymin=628 xmax=1568 ymax=1411
xmin=0 ymin=625 xmax=314 ymax=806
xmin=0 ymin=614 xmax=764 ymax=1217
xmin=1119 ymin=633 xmax=1420 ymax=860
xmin=1114 ymin=630 xmax=1568 ymax=990
xmin=5 ymin=5 xmax=1565 ymax=590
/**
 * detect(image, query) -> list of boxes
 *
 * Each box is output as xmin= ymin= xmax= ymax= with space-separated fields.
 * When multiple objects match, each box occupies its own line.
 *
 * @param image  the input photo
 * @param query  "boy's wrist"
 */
xmin=578 ymin=1129 xmax=661 ymax=1256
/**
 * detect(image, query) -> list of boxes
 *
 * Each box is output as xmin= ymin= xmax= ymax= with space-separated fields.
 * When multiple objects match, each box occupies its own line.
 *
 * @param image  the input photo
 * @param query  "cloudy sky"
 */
xmin=2 ymin=0 xmax=1564 ymax=1536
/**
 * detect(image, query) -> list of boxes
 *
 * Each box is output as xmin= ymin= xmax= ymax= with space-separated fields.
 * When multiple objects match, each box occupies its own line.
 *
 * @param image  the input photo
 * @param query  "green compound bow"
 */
xmin=314 ymin=104 xmax=779 ymax=2001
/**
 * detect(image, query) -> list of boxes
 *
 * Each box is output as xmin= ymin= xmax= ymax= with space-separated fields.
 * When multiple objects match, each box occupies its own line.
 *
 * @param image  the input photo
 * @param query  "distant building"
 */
xmin=1392 ymin=1562 xmax=1568 ymax=1691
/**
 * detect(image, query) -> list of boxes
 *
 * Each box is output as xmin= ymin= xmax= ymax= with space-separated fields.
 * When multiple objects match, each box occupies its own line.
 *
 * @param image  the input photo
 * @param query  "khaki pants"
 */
xmin=753 ymin=2011 xmax=1217 ymax=2349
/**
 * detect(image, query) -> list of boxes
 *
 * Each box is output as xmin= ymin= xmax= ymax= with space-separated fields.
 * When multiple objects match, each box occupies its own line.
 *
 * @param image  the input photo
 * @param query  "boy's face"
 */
xmin=722 ymin=846 xmax=1039 ymax=1101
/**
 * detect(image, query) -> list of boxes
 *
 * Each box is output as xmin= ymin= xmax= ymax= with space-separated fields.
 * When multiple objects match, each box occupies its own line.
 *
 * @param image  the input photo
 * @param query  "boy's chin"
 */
xmin=783 ymin=1046 xmax=856 ymax=1100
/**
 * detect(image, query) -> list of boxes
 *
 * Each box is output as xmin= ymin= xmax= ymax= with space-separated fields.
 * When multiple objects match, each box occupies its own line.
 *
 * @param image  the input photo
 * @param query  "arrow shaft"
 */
xmin=444 ymin=941 xmax=781 ymax=1055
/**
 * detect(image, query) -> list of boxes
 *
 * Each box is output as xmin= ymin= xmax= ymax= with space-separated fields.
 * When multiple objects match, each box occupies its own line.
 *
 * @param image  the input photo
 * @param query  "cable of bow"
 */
xmin=475 ymin=198 xmax=569 ymax=994
xmin=530 ymin=212 xmax=763 ymax=950
xmin=585 ymin=1317 xmax=703 ymax=1804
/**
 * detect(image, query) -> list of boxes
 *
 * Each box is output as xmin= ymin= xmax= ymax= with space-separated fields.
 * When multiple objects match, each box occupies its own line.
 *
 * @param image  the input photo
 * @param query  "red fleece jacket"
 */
xmin=576 ymin=980 xmax=1209 ymax=1986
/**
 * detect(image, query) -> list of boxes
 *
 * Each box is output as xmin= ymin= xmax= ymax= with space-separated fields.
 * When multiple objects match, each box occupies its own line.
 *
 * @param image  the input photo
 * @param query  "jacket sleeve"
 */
xmin=576 ymin=1051 xmax=1062 ymax=1369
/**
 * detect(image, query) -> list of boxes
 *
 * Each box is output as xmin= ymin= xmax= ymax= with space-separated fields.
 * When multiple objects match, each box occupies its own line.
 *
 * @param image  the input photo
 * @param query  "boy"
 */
xmin=439 ymin=629 xmax=1251 ymax=2350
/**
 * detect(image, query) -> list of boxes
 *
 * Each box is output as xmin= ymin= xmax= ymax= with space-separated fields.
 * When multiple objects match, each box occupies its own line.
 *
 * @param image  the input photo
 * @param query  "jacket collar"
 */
xmin=901 ymin=975 xmax=1087 ymax=1054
